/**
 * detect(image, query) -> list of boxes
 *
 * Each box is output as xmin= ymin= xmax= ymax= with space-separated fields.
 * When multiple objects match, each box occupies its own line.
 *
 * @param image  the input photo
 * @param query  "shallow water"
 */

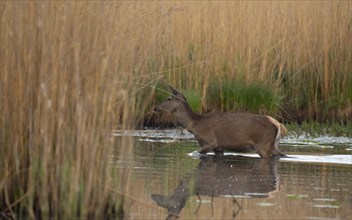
xmin=112 ymin=130 xmax=352 ymax=219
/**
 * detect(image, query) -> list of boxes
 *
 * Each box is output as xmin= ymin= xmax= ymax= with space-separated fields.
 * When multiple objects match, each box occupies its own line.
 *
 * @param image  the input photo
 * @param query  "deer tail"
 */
xmin=266 ymin=116 xmax=287 ymax=149
xmin=280 ymin=123 xmax=288 ymax=137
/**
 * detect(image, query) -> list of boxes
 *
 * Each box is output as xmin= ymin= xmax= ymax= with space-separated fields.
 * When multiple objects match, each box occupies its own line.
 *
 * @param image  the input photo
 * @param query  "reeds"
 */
xmin=0 ymin=2 xmax=141 ymax=218
xmin=0 ymin=1 xmax=351 ymax=218
xmin=146 ymin=1 xmax=352 ymax=122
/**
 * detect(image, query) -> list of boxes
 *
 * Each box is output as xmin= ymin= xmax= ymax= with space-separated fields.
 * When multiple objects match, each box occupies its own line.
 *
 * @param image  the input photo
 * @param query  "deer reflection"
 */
xmin=151 ymin=156 xmax=279 ymax=219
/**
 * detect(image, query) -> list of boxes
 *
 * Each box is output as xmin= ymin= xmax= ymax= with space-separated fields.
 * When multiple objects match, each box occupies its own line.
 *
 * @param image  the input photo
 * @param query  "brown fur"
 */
xmin=154 ymin=86 xmax=287 ymax=158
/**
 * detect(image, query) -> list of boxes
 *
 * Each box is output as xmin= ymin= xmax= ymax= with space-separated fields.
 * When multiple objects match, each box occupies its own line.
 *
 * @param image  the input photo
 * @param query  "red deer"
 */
xmin=154 ymin=86 xmax=287 ymax=158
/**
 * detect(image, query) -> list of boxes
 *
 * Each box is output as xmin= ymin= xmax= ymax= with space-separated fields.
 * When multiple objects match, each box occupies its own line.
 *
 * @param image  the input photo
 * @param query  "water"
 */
xmin=112 ymin=130 xmax=352 ymax=219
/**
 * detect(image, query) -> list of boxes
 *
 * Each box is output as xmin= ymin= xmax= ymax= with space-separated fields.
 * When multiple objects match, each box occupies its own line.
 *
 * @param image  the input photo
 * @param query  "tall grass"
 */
xmin=0 ymin=1 xmax=351 ymax=218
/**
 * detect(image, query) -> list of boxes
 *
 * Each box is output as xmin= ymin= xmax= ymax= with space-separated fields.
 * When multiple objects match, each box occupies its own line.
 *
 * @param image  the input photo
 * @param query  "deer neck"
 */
xmin=173 ymin=103 xmax=200 ymax=133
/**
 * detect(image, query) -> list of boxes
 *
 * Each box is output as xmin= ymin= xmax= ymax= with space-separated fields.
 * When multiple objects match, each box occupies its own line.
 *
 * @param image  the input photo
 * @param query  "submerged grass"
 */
xmin=0 ymin=1 xmax=351 ymax=219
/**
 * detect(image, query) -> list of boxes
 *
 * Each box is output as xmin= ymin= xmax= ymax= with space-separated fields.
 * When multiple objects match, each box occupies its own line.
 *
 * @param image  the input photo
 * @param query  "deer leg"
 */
xmin=198 ymin=143 xmax=216 ymax=155
xmin=254 ymin=144 xmax=272 ymax=158
xmin=271 ymin=140 xmax=288 ymax=158
xmin=213 ymin=148 xmax=224 ymax=156
xmin=272 ymin=148 xmax=287 ymax=158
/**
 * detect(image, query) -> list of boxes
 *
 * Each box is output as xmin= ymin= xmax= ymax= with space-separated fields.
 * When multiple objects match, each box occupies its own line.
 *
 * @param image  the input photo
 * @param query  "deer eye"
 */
xmin=167 ymin=97 xmax=172 ymax=101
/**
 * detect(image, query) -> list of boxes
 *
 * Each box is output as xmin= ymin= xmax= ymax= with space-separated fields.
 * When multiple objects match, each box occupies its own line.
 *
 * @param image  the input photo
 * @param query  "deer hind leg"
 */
xmin=271 ymin=147 xmax=287 ymax=158
xmin=253 ymin=144 xmax=273 ymax=158
xmin=271 ymin=136 xmax=287 ymax=158
xmin=272 ymin=148 xmax=288 ymax=158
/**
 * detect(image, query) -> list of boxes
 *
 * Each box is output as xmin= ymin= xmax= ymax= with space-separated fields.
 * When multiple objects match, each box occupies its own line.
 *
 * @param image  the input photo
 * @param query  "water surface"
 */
xmin=112 ymin=130 xmax=352 ymax=219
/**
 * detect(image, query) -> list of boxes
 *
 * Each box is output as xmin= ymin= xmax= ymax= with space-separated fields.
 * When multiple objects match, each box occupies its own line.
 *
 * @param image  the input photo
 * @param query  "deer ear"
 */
xmin=169 ymin=85 xmax=181 ymax=96
xmin=169 ymin=85 xmax=187 ymax=101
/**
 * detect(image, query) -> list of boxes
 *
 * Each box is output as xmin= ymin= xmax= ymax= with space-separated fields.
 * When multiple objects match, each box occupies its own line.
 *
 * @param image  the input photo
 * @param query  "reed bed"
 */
xmin=0 ymin=1 xmax=351 ymax=218
xmin=146 ymin=1 xmax=352 ymax=123
xmin=0 ymin=2 xmax=140 ymax=219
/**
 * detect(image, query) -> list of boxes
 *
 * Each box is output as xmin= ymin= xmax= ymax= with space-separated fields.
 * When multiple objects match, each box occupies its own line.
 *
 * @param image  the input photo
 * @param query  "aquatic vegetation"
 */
xmin=328 ymin=201 xmax=340 ymax=208
xmin=287 ymin=194 xmax=308 ymax=200
xmin=286 ymin=121 xmax=352 ymax=137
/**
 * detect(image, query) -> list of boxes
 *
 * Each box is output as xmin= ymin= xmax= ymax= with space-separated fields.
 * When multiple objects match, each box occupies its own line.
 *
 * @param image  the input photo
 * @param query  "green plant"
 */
xmin=207 ymin=80 xmax=283 ymax=115
xmin=183 ymin=90 xmax=202 ymax=113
